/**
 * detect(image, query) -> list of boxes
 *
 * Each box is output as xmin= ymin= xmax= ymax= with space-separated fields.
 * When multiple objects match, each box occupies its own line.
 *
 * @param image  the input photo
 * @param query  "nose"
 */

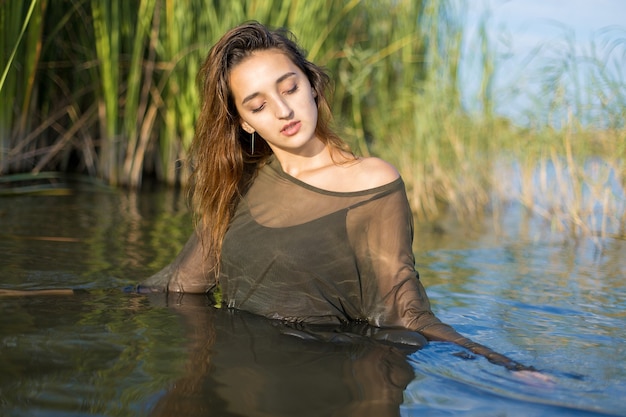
xmin=275 ymin=97 xmax=294 ymax=119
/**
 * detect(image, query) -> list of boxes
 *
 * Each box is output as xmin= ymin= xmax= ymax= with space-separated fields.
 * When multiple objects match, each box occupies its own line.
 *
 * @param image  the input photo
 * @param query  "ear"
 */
xmin=311 ymin=88 xmax=317 ymax=98
xmin=241 ymin=120 xmax=255 ymax=134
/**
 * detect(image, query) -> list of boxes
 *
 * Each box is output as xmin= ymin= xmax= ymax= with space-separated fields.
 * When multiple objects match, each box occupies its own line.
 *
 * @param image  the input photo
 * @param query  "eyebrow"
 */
xmin=241 ymin=72 xmax=297 ymax=105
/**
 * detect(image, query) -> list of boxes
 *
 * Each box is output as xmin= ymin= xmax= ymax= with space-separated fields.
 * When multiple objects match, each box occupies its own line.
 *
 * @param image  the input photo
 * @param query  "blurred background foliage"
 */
xmin=1 ymin=0 xmax=624 ymax=236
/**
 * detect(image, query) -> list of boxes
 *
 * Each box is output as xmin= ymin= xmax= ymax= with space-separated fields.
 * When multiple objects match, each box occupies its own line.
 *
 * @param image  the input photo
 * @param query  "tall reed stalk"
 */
xmin=91 ymin=0 xmax=121 ymax=184
xmin=0 ymin=0 xmax=46 ymax=174
xmin=121 ymin=0 xmax=157 ymax=188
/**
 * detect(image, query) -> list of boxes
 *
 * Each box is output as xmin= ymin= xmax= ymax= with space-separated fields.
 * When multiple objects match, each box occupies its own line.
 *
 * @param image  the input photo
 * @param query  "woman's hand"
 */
xmin=513 ymin=369 xmax=557 ymax=387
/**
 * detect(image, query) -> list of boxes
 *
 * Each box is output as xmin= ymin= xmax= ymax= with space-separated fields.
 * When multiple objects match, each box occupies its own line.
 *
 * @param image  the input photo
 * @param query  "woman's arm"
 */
xmin=140 ymin=230 xmax=217 ymax=294
xmin=352 ymin=182 xmax=536 ymax=371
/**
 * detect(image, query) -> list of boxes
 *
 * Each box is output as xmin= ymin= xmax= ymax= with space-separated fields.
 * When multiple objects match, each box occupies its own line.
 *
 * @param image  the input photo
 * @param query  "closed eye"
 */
xmin=251 ymin=103 xmax=266 ymax=113
xmin=285 ymin=84 xmax=298 ymax=94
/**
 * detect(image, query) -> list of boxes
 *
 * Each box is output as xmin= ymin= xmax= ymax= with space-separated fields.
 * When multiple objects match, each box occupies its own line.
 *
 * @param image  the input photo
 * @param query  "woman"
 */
xmin=142 ymin=21 xmax=536 ymax=373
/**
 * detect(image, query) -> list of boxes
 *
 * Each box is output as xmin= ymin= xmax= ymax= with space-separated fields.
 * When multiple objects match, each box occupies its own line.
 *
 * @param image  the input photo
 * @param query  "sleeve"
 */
xmin=351 ymin=183 xmax=535 ymax=371
xmin=139 ymin=230 xmax=217 ymax=294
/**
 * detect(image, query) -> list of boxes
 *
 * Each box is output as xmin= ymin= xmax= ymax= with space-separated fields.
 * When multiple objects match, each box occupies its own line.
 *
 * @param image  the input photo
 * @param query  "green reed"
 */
xmin=493 ymin=27 xmax=626 ymax=239
xmin=120 ymin=0 xmax=157 ymax=188
xmin=91 ymin=0 xmax=121 ymax=184
xmin=2 ymin=0 xmax=426 ymax=185
xmin=1 ymin=0 xmax=624 ymax=238
xmin=367 ymin=0 xmax=489 ymax=219
xmin=0 ymin=0 xmax=46 ymax=173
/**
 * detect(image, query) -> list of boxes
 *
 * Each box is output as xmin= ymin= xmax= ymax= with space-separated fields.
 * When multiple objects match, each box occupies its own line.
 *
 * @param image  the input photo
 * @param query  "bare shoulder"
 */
xmin=307 ymin=150 xmax=400 ymax=192
xmin=350 ymin=156 xmax=400 ymax=189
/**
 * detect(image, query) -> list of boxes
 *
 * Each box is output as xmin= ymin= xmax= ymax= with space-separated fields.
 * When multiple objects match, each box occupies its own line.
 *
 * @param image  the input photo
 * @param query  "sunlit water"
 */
xmin=0 ymin=186 xmax=624 ymax=416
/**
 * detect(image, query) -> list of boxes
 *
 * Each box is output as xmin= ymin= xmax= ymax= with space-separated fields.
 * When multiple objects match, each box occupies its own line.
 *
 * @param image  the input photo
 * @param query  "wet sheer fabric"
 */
xmin=144 ymin=157 xmax=443 ymax=329
xmin=140 ymin=230 xmax=217 ymax=294
xmin=142 ymin=157 xmax=532 ymax=370
xmin=221 ymin=156 xmax=443 ymax=332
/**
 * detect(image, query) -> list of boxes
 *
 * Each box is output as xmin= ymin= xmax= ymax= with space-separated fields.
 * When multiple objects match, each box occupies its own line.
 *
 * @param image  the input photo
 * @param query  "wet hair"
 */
xmin=190 ymin=21 xmax=350 ymax=272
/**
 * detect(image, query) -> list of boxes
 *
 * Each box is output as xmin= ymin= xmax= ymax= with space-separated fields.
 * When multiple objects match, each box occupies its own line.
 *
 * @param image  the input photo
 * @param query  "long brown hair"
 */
xmin=190 ymin=21 xmax=350 ymax=273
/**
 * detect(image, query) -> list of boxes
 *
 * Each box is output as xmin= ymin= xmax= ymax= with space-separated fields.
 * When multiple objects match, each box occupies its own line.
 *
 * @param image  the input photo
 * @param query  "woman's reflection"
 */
xmin=148 ymin=293 xmax=417 ymax=417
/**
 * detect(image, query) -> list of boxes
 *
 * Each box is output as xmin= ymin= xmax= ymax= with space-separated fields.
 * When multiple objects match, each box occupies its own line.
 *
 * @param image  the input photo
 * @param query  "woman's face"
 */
xmin=229 ymin=49 xmax=320 ymax=157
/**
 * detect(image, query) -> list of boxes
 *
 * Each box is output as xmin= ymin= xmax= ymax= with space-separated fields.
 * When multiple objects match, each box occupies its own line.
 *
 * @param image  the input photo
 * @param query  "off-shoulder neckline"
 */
xmin=266 ymin=156 xmax=403 ymax=197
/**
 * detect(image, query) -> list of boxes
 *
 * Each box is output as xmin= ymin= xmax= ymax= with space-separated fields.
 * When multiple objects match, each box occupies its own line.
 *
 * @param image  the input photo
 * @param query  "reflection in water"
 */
xmin=147 ymin=293 xmax=415 ymax=417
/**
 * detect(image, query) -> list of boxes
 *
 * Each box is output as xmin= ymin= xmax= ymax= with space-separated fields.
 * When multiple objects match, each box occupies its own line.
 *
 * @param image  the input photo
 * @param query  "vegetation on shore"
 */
xmin=1 ymin=0 xmax=624 ymax=238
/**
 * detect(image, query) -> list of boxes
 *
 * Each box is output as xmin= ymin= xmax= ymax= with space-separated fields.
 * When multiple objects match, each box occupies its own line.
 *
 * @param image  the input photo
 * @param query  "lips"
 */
xmin=281 ymin=121 xmax=301 ymax=136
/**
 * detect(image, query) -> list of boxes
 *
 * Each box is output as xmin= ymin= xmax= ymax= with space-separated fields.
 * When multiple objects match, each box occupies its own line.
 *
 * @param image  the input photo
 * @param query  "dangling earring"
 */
xmin=251 ymin=132 xmax=255 ymax=154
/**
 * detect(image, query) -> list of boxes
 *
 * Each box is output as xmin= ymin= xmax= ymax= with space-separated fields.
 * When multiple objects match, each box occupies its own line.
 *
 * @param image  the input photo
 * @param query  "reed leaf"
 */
xmin=121 ymin=0 xmax=157 ymax=188
xmin=0 ymin=0 xmax=37 ymax=93
xmin=91 ymin=0 xmax=121 ymax=184
xmin=0 ymin=0 xmax=42 ymax=173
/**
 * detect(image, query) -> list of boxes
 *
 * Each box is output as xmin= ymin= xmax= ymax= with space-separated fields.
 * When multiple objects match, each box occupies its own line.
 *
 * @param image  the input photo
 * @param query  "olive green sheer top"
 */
xmin=142 ymin=157 xmax=533 ymax=369
xmin=147 ymin=156 xmax=444 ymax=328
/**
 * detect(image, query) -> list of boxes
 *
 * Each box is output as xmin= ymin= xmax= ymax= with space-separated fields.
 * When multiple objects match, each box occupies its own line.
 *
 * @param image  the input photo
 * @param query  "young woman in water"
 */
xmin=141 ymin=21 xmax=538 ymax=373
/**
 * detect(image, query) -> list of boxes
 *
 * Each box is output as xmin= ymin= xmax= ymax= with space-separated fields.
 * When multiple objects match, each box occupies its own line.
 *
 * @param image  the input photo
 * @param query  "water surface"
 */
xmin=0 ymin=187 xmax=624 ymax=416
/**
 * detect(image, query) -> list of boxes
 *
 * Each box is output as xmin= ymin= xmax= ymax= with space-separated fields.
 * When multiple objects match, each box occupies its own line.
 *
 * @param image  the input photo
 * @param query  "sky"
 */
xmin=459 ymin=0 xmax=626 ymax=125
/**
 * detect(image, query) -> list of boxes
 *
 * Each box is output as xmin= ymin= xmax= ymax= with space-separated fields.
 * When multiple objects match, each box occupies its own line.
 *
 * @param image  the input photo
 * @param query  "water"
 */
xmin=1 ymin=186 xmax=624 ymax=416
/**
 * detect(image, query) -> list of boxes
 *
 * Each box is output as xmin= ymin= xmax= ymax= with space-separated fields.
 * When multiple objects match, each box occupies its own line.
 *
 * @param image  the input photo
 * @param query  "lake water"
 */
xmin=0 ymin=185 xmax=624 ymax=416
